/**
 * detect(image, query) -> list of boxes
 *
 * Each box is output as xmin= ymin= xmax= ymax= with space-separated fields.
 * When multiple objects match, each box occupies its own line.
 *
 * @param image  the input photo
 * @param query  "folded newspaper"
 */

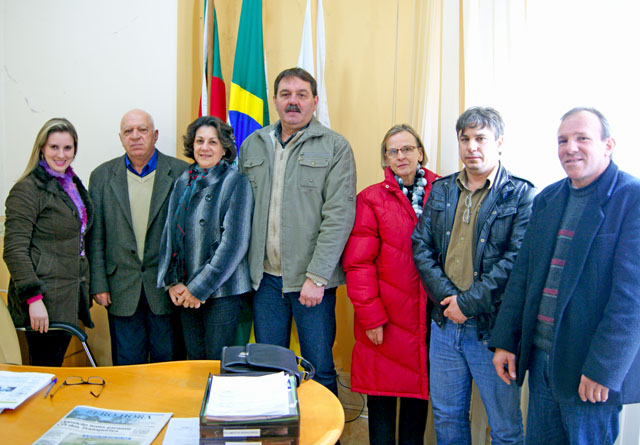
xmin=33 ymin=405 xmax=172 ymax=445
xmin=0 ymin=370 xmax=55 ymax=411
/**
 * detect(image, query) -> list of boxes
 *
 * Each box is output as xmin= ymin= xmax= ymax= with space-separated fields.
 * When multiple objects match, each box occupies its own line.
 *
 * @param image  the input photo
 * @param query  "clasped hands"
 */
xmin=169 ymin=283 xmax=204 ymax=309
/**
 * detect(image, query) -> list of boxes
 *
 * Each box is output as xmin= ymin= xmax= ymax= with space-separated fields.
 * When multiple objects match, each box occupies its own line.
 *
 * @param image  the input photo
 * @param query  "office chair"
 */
xmin=1 ymin=290 xmax=97 ymax=367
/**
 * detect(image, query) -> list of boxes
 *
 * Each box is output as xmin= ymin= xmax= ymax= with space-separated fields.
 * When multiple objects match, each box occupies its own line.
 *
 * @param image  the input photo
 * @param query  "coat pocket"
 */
xmin=489 ymin=205 xmax=517 ymax=244
xmin=106 ymin=262 xmax=118 ymax=276
xmin=241 ymin=157 xmax=265 ymax=192
xmin=34 ymin=252 xmax=57 ymax=280
xmin=298 ymin=153 xmax=330 ymax=189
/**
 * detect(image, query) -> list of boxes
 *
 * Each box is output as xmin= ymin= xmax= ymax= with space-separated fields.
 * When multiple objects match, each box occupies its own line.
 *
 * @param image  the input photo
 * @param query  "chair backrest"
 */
xmin=0 ymin=292 xmax=22 ymax=364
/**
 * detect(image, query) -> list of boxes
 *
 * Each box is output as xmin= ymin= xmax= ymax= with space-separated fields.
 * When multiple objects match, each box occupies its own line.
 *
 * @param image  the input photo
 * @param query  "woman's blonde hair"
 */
xmin=380 ymin=124 xmax=427 ymax=169
xmin=18 ymin=118 xmax=78 ymax=182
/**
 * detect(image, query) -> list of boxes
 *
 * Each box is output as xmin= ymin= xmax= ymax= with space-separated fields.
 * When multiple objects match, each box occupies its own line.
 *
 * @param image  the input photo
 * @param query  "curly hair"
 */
xmin=183 ymin=116 xmax=237 ymax=163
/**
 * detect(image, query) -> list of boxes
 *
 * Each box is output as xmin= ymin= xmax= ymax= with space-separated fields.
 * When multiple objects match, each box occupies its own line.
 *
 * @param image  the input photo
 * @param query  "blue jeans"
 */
xmin=429 ymin=319 xmax=523 ymax=444
xmin=526 ymin=348 xmax=621 ymax=445
xmin=253 ymin=273 xmax=338 ymax=395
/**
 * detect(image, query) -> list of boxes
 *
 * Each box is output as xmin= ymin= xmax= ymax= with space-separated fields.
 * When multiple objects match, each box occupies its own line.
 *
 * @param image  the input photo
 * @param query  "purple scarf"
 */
xmin=39 ymin=160 xmax=88 ymax=255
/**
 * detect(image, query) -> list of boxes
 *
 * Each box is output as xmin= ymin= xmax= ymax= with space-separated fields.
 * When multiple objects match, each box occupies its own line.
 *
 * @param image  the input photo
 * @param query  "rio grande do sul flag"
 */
xmin=199 ymin=1 xmax=226 ymax=120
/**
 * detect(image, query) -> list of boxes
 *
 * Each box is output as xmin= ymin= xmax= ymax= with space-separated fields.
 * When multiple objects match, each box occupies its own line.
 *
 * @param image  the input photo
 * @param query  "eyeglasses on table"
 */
xmin=49 ymin=376 xmax=106 ymax=399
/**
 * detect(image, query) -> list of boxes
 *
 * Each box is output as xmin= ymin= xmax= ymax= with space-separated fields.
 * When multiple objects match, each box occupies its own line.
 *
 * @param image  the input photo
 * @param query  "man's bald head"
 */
xmin=119 ymin=108 xmax=158 ymax=172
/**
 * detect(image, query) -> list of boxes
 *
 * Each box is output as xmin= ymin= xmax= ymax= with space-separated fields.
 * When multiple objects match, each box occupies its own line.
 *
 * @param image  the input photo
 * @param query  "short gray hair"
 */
xmin=456 ymin=107 xmax=504 ymax=140
xmin=560 ymin=107 xmax=611 ymax=140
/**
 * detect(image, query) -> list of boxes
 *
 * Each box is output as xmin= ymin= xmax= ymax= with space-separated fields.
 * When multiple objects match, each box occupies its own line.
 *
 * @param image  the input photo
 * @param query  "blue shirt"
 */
xmin=125 ymin=149 xmax=158 ymax=177
xmin=275 ymin=122 xmax=311 ymax=147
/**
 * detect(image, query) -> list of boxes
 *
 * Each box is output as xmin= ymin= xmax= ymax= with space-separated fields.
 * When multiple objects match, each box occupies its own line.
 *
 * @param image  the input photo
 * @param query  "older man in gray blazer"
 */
xmin=88 ymin=109 xmax=188 ymax=365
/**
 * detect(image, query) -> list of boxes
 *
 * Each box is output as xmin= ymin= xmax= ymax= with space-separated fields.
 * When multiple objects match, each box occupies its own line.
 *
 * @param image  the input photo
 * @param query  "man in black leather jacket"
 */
xmin=412 ymin=107 xmax=535 ymax=444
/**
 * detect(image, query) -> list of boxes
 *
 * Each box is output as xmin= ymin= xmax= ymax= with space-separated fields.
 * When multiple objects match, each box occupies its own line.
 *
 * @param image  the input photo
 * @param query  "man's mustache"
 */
xmin=286 ymin=105 xmax=301 ymax=113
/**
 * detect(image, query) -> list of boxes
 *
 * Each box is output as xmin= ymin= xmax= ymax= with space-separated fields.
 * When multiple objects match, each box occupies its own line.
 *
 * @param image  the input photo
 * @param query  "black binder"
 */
xmin=199 ymin=373 xmax=300 ymax=444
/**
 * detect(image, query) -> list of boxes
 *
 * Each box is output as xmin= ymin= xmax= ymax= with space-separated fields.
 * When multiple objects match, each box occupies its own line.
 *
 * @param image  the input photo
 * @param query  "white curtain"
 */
xmin=409 ymin=0 xmax=462 ymax=176
xmin=411 ymin=1 xmax=640 ymax=443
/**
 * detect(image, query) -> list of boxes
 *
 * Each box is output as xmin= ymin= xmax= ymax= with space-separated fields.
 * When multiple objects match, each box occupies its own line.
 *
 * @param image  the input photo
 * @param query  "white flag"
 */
xmin=297 ymin=0 xmax=314 ymax=75
xmin=200 ymin=0 xmax=210 ymax=116
xmin=315 ymin=0 xmax=330 ymax=128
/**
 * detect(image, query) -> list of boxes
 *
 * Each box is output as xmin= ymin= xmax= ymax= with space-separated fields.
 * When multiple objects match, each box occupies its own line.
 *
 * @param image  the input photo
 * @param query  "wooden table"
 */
xmin=0 ymin=361 xmax=344 ymax=444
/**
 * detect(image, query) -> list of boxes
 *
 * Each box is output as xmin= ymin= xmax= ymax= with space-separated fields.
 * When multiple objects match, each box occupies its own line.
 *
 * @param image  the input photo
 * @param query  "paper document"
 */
xmin=163 ymin=417 xmax=199 ymax=445
xmin=0 ymin=370 xmax=55 ymax=410
xmin=206 ymin=372 xmax=291 ymax=418
xmin=33 ymin=405 xmax=172 ymax=445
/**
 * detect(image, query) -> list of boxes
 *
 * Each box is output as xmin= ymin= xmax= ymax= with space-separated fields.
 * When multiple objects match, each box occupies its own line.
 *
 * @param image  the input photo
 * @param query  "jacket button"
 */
xmin=446 ymin=231 xmax=451 ymax=236
xmin=309 ymin=179 xmax=313 ymax=183
xmin=480 ymin=238 xmax=485 ymax=243
xmin=200 ymin=219 xmax=206 ymax=226
xmin=492 ymin=210 xmax=497 ymax=215
xmin=311 ymin=161 xmax=315 ymax=166
xmin=447 ymin=203 xmax=451 ymax=207
xmin=385 ymin=185 xmax=389 ymax=189
xmin=205 ymin=194 xmax=212 ymax=201
xmin=141 ymin=266 xmax=146 ymax=272
xmin=473 ymin=271 xmax=478 ymax=276
xmin=130 ymin=249 xmax=136 ymax=254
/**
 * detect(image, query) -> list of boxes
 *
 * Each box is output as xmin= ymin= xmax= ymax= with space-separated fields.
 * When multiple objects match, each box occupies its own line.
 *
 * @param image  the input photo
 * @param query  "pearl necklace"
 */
xmin=395 ymin=167 xmax=427 ymax=217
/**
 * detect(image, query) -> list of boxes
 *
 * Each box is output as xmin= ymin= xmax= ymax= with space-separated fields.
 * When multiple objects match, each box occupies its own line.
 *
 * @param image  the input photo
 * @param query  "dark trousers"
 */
xmin=171 ymin=310 xmax=187 ymax=360
xmin=25 ymin=330 xmax=71 ymax=366
xmin=110 ymin=287 xmax=174 ymax=365
xmin=367 ymin=394 xmax=429 ymax=445
xmin=181 ymin=294 xmax=242 ymax=360
xmin=233 ymin=292 xmax=253 ymax=346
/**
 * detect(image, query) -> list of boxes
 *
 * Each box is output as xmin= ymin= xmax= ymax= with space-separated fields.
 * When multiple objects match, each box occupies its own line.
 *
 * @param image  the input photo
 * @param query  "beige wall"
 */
xmin=178 ymin=0 xmax=414 ymax=191
xmin=1 ymin=1 xmax=415 ymax=370
xmin=178 ymin=0 xmax=416 ymax=371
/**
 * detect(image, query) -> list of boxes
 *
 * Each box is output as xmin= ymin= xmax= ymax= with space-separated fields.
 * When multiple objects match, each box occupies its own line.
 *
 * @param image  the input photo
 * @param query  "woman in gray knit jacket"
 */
xmin=157 ymin=116 xmax=253 ymax=360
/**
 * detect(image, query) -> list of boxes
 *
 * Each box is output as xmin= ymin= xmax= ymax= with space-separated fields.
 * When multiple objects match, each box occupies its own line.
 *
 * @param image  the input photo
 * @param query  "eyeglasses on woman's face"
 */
xmin=386 ymin=145 xmax=417 ymax=158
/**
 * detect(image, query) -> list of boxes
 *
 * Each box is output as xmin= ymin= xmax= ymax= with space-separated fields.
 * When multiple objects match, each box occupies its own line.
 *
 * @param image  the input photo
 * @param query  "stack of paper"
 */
xmin=206 ymin=372 xmax=291 ymax=420
xmin=200 ymin=372 xmax=300 ymax=444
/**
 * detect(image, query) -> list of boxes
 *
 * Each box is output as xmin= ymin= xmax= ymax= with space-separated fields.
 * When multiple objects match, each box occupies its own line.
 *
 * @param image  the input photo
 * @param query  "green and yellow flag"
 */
xmin=228 ymin=0 xmax=269 ymax=150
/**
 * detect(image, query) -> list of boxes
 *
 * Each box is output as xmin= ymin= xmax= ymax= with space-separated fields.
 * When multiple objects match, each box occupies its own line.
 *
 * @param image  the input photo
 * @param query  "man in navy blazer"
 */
xmin=491 ymin=108 xmax=640 ymax=444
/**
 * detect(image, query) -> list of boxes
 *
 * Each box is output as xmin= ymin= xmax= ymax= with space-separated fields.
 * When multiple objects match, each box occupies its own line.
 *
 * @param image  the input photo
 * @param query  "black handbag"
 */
xmin=220 ymin=343 xmax=315 ymax=386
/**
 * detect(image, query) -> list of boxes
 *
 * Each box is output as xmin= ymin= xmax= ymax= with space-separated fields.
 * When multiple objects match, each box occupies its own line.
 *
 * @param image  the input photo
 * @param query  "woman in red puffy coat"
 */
xmin=343 ymin=124 xmax=439 ymax=445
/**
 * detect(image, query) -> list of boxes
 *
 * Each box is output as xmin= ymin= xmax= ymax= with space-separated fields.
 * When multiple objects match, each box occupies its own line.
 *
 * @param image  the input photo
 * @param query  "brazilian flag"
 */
xmin=229 ymin=0 xmax=270 ymax=151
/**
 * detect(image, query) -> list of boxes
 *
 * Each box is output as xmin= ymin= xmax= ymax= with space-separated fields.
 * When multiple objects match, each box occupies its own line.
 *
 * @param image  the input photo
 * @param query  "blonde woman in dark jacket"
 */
xmin=3 ymin=118 xmax=93 ymax=366
xmin=157 ymin=116 xmax=253 ymax=360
